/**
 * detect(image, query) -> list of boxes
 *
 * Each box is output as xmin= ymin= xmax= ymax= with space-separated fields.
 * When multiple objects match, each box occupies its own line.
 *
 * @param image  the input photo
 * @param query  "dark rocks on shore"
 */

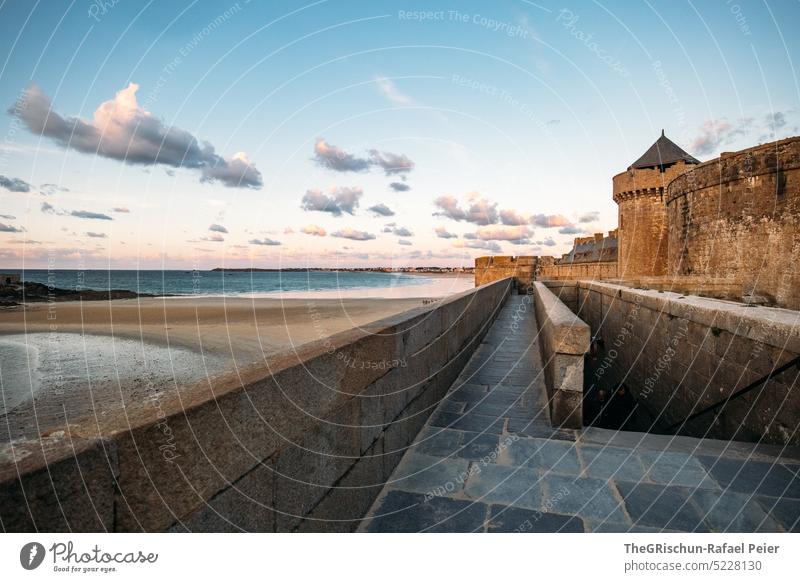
xmin=0 ymin=282 xmax=154 ymax=306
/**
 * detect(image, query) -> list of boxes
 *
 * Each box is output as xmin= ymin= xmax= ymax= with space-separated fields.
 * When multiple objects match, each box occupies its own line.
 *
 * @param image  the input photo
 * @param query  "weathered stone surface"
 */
xmin=486 ymin=504 xmax=585 ymax=532
xmin=361 ymin=294 xmax=800 ymax=533
xmin=174 ymin=459 xmax=276 ymax=532
xmin=540 ymin=474 xmax=629 ymax=524
xmin=364 ymin=490 xmax=488 ymax=532
xmin=297 ymin=442 xmax=386 ymax=532
xmin=532 ymin=282 xmax=590 ymax=429
xmin=534 ymin=283 xmax=591 ymax=355
xmin=464 ymin=463 xmax=543 ymax=510
xmin=667 ymin=137 xmax=800 ymax=311
xmin=617 ymin=482 xmax=711 ymax=532
xmin=0 ymin=436 xmax=117 ymax=532
xmin=697 ymin=456 xmax=800 ymax=498
xmin=689 ymin=489 xmax=783 ymax=533
xmin=579 ymin=280 xmax=800 ymax=445
xmin=579 ymin=445 xmax=648 ymax=483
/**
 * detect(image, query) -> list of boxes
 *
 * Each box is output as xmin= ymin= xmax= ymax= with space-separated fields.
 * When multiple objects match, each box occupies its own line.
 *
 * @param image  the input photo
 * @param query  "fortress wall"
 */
xmin=666 ymin=137 xmax=800 ymax=310
xmin=577 ymin=281 xmax=800 ymax=445
xmin=616 ymin=194 xmax=669 ymax=278
xmin=475 ymin=255 xmax=618 ymax=289
xmin=474 ymin=256 xmax=535 ymax=289
xmin=612 ymin=161 xmax=692 ymax=195
xmin=0 ymin=278 xmax=512 ymax=532
xmin=538 ymin=260 xmax=618 ymax=281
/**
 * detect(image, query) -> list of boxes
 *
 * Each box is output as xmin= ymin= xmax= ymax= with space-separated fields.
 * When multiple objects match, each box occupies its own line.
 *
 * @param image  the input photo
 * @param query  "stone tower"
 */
xmin=612 ymin=130 xmax=699 ymax=279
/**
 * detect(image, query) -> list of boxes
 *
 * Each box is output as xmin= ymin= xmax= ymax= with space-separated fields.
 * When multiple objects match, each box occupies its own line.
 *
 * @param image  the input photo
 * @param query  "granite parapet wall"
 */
xmin=577 ymin=281 xmax=800 ymax=445
xmin=532 ymin=282 xmax=590 ymax=429
xmin=0 ymin=278 xmax=512 ymax=532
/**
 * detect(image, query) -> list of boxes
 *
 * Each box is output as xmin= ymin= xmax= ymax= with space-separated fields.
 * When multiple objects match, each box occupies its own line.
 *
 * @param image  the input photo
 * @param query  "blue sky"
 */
xmin=1 ymin=0 xmax=798 ymax=269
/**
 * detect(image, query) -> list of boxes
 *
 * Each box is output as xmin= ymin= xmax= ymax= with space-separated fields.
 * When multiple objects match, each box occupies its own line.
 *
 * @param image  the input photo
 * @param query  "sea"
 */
xmin=2 ymin=269 xmax=472 ymax=298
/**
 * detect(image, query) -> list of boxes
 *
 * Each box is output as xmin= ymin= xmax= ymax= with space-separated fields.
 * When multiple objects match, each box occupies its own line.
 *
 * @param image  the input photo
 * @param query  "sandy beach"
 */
xmin=0 ymin=288 xmax=463 ymax=442
xmin=0 ymin=297 xmax=440 ymax=441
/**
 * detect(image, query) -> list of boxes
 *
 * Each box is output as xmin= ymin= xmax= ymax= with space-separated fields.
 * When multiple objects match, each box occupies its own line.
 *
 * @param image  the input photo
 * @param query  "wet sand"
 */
xmin=0 ymin=294 xmax=443 ymax=441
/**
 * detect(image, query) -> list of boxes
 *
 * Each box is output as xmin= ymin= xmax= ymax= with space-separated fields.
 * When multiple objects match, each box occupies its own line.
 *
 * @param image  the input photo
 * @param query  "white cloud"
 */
xmin=389 ymin=181 xmax=411 ymax=192
xmin=383 ymin=224 xmax=413 ymax=237
xmin=313 ymin=138 xmax=371 ymax=172
xmin=301 ymin=186 xmax=362 ymax=216
xmin=433 ymin=192 xmax=498 ymax=225
xmin=558 ymin=225 xmax=585 ymax=235
xmin=313 ymin=138 xmax=415 ymax=176
xmin=9 ymin=83 xmax=262 ymax=188
xmin=374 ymin=76 xmax=412 ymax=105
xmin=301 ymin=224 xmax=326 ymax=237
xmin=369 ymin=149 xmax=414 ymax=175
xmin=249 ymin=237 xmax=281 ymax=246
xmin=471 ymin=225 xmax=533 ymax=244
xmin=530 ymin=214 xmax=573 ymax=228
xmin=71 ymin=210 xmax=113 ymax=220
xmin=435 ymin=226 xmax=458 ymax=239
xmin=452 ymin=239 xmax=502 ymax=253
xmin=0 ymin=175 xmax=31 ymax=192
xmin=0 ymin=222 xmax=25 ymax=233
xmin=368 ymin=203 xmax=395 ymax=217
xmin=499 ymin=209 xmax=530 ymax=226
xmin=331 ymin=228 xmax=376 ymax=241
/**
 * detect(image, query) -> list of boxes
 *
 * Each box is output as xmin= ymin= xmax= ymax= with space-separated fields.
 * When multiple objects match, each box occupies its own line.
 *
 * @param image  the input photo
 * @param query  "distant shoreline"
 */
xmin=0 ymin=271 xmax=474 ymax=306
xmin=0 ymin=267 xmax=475 ymax=274
xmin=209 ymin=267 xmax=475 ymax=275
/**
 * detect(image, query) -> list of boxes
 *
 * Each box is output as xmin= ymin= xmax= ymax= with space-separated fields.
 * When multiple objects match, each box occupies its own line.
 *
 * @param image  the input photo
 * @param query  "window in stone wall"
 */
xmin=776 ymin=169 xmax=786 ymax=198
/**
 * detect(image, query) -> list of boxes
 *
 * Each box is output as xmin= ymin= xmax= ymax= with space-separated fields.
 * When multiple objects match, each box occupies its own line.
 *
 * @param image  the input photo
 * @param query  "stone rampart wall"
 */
xmin=538 ymin=260 xmax=618 ymax=281
xmin=474 ymin=256 xmax=535 ymax=289
xmin=576 ymin=281 xmax=800 ymax=444
xmin=0 ymin=278 xmax=512 ymax=532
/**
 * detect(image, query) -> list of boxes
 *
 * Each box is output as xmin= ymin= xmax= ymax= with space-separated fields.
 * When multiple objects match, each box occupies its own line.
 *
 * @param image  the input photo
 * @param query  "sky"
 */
xmin=0 ymin=0 xmax=798 ymax=269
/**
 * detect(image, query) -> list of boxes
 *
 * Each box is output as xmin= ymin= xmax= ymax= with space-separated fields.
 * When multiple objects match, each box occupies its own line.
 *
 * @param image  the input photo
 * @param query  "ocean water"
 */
xmin=2 ymin=269 xmax=461 ymax=297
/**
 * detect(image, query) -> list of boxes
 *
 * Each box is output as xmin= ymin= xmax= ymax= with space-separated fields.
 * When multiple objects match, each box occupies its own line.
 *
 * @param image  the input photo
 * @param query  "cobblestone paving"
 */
xmin=360 ymin=295 xmax=800 ymax=533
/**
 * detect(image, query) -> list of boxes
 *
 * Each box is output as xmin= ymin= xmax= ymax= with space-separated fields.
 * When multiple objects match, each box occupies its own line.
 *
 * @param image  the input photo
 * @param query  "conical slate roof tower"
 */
xmin=613 ymin=131 xmax=700 ymax=278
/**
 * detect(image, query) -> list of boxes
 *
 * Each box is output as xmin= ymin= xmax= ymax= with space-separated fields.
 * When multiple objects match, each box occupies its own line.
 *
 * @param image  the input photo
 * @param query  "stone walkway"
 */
xmin=360 ymin=295 xmax=800 ymax=532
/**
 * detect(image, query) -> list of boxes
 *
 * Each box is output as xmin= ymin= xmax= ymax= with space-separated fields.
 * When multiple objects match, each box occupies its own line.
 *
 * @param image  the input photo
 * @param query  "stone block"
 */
xmin=272 ymin=398 xmax=362 ymax=531
xmin=176 ymin=459 xmax=276 ymax=532
xmin=297 ymin=441 xmax=386 ymax=532
xmin=113 ymin=381 xmax=287 ymax=532
xmin=0 ymin=436 xmax=117 ymax=532
xmin=550 ymin=389 xmax=582 ymax=429
xmin=551 ymin=353 xmax=584 ymax=393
